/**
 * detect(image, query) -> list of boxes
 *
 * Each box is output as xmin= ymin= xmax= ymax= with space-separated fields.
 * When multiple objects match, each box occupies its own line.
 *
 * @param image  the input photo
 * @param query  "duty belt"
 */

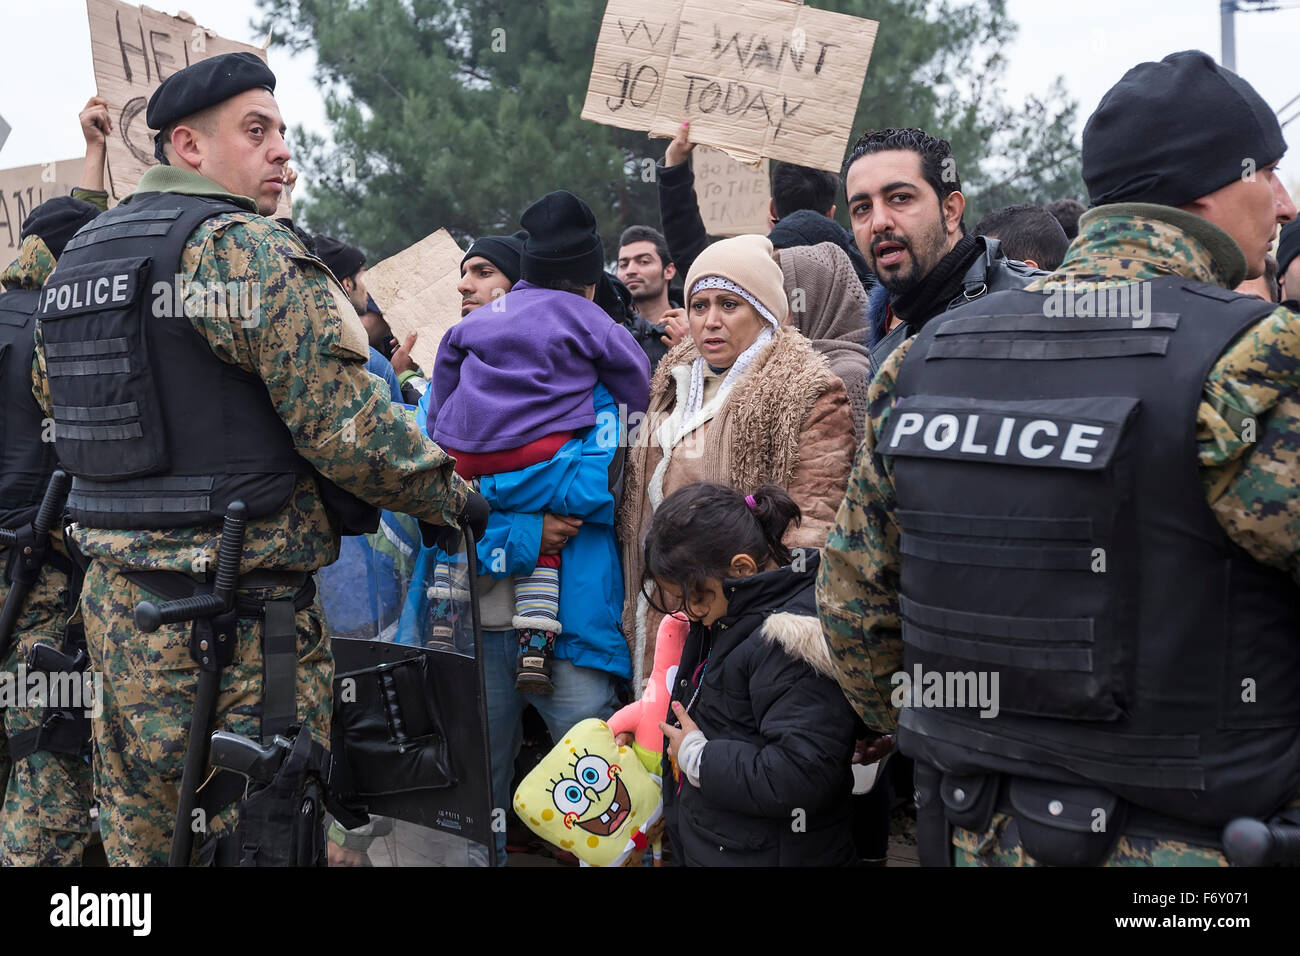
xmin=915 ymin=764 xmax=1225 ymax=867
xmin=120 ymin=567 xmax=316 ymax=744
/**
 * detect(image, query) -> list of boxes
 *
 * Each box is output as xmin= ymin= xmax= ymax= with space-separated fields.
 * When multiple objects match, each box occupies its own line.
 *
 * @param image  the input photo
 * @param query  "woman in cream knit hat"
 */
xmin=617 ymin=234 xmax=856 ymax=688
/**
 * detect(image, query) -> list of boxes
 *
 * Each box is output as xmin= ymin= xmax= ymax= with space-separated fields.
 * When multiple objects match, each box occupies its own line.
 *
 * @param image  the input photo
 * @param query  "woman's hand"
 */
xmin=540 ymin=513 xmax=583 ymax=555
xmin=659 ymin=700 xmax=699 ymax=763
xmin=664 ymin=121 xmax=694 ymax=168
xmin=660 ymin=307 xmax=689 ymax=348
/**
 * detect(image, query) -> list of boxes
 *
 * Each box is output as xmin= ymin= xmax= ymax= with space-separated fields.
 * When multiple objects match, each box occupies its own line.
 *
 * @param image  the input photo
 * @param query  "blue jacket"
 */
xmin=404 ymin=384 xmax=632 ymax=679
xmin=319 ymin=510 xmax=421 ymax=637
xmin=366 ymin=347 xmax=405 ymax=404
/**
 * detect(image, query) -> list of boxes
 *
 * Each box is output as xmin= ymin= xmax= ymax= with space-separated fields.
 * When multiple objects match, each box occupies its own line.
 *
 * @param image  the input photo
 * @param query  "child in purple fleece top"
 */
xmin=428 ymin=191 xmax=651 ymax=692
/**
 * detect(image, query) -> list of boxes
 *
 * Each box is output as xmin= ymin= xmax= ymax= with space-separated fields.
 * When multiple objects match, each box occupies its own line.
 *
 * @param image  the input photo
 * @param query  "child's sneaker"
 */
xmin=427 ymin=562 xmax=470 ymax=649
xmin=514 ymin=624 xmax=558 ymax=693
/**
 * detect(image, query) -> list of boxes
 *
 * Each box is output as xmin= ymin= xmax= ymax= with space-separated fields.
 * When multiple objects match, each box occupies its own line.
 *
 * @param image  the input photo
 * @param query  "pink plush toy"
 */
xmin=605 ymin=612 xmax=688 ymax=865
xmin=607 ymin=612 xmax=689 ymax=776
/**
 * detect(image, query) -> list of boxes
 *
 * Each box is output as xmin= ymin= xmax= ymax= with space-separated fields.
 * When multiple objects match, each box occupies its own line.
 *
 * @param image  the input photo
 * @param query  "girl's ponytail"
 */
xmin=745 ymin=484 xmax=802 ymax=565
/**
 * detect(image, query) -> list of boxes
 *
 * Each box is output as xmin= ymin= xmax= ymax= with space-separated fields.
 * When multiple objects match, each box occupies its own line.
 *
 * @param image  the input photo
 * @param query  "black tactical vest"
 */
xmin=0 ymin=287 xmax=57 ymax=530
xmin=881 ymin=276 xmax=1300 ymax=827
xmin=38 ymin=192 xmax=378 ymax=534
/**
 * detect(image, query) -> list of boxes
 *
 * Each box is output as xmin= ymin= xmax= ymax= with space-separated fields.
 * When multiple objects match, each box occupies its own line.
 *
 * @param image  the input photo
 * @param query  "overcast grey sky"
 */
xmin=4 ymin=0 xmax=1300 ymax=192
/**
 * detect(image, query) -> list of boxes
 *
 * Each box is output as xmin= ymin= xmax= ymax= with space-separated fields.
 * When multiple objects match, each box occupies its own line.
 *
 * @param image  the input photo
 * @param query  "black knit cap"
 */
xmin=520 ymin=191 xmax=605 ymax=285
xmin=314 ymin=235 xmax=365 ymax=281
xmin=1276 ymin=219 xmax=1300 ymax=274
xmin=147 ymin=52 xmax=276 ymax=164
xmin=462 ymin=230 xmax=528 ymax=285
xmin=19 ymin=196 xmax=102 ymax=260
xmin=1082 ymin=50 xmax=1286 ymax=208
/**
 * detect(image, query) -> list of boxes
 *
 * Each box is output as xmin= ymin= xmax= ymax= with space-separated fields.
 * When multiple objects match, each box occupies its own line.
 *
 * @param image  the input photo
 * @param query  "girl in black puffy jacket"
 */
xmin=643 ymin=482 xmax=859 ymax=866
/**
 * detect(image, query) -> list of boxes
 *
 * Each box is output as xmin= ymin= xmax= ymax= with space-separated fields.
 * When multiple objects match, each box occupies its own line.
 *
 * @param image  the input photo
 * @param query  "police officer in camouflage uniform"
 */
xmin=817 ymin=50 xmax=1300 ymax=867
xmin=31 ymin=53 xmax=476 ymax=866
xmin=1 ymin=198 xmax=104 ymax=866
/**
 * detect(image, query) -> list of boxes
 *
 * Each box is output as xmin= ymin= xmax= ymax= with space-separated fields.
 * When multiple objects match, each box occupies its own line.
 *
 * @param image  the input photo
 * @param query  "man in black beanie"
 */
xmin=819 ymin=49 xmax=1300 ymax=869
xmin=458 ymin=230 xmax=526 ymax=316
xmin=314 ymin=234 xmax=369 ymax=314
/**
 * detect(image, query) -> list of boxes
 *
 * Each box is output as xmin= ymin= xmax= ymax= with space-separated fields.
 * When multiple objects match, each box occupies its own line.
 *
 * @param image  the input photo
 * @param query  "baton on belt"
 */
xmin=134 ymin=501 xmax=247 ymax=868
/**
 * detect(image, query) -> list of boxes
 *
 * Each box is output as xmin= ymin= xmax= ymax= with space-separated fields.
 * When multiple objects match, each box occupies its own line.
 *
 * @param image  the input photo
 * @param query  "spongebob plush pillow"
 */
xmin=513 ymin=718 xmax=662 ymax=867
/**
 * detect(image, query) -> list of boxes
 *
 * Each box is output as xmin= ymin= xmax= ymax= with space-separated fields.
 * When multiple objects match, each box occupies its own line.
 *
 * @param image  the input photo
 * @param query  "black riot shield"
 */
xmin=324 ymin=516 xmax=495 ymax=866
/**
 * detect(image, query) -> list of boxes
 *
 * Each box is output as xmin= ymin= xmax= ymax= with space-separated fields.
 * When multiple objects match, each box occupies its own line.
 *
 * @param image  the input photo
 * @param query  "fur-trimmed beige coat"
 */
xmin=617 ymin=326 xmax=856 ymax=686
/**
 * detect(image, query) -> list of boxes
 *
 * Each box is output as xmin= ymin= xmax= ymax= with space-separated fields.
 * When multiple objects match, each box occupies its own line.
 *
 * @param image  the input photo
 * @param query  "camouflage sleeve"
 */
xmin=815 ymin=336 xmax=915 ymax=733
xmin=1197 ymin=305 xmax=1300 ymax=583
xmin=194 ymin=220 xmax=469 ymax=526
xmin=30 ymin=321 xmax=51 ymax=417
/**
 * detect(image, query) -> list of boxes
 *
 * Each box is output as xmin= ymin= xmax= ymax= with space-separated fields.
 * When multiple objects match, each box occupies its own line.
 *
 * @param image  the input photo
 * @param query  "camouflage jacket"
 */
xmin=32 ymin=166 xmax=469 ymax=574
xmin=818 ymin=202 xmax=1300 ymax=733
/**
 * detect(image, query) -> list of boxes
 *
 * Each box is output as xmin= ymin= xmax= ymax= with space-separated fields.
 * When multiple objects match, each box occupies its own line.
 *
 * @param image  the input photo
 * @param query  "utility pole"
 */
xmin=1223 ymin=1 xmax=1295 ymax=71
xmin=1222 ymin=0 xmax=1237 ymax=71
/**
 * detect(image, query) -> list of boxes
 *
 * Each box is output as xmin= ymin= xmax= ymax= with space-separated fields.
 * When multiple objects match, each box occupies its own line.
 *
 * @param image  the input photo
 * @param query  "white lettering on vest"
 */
xmin=993 ymin=417 xmax=1015 ymax=456
xmin=923 ymin=414 xmax=959 ymax=451
xmin=960 ymin=415 xmax=988 ymax=454
xmin=1060 ymin=423 xmax=1106 ymax=463
xmin=71 ymin=281 xmax=84 ymax=309
xmin=42 ymin=287 xmax=56 ymax=310
xmin=890 ymin=411 xmax=924 ymax=447
xmin=1018 ymin=420 xmax=1058 ymax=459
xmin=93 ymin=276 xmax=110 ymax=304
xmin=55 ymin=285 xmax=71 ymax=310
xmin=112 ymin=273 xmax=129 ymax=302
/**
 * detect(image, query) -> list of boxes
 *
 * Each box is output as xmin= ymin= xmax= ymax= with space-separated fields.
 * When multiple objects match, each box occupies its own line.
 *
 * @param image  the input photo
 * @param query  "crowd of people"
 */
xmin=1 ymin=44 xmax=1298 ymax=869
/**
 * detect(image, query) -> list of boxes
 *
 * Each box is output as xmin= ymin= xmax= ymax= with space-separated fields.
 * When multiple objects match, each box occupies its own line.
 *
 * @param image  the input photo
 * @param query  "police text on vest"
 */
xmin=41 ymin=274 xmax=131 ymax=313
xmin=888 ymin=410 xmax=1106 ymax=464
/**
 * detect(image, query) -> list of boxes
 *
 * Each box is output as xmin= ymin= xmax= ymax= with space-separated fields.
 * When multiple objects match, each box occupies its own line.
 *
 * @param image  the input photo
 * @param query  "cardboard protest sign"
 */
xmin=85 ymin=0 xmax=288 ymax=217
xmin=581 ymin=0 xmax=878 ymax=172
xmin=0 ymin=159 xmax=85 ymax=260
xmin=693 ymin=146 xmax=770 ymax=236
xmin=363 ymin=229 xmax=466 ymax=374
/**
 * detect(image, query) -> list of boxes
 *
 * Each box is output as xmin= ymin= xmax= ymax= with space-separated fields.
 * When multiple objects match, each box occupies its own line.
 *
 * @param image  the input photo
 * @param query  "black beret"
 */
xmin=19 ymin=196 xmax=102 ymax=260
xmin=1083 ymin=50 xmax=1286 ymax=208
xmin=314 ymin=235 xmax=366 ymax=282
xmin=148 ymin=52 xmax=276 ymax=163
xmin=461 ymin=230 xmax=528 ymax=285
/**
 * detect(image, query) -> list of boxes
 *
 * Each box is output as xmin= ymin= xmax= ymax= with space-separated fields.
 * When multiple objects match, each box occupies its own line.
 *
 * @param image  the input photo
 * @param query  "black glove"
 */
xmin=459 ymin=491 xmax=490 ymax=542
xmin=419 ymin=491 xmax=490 ymax=552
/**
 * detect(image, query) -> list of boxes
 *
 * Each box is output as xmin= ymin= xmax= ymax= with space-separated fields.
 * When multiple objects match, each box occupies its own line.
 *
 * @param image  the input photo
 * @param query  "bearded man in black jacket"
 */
xmin=847 ymin=128 xmax=1043 ymax=377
